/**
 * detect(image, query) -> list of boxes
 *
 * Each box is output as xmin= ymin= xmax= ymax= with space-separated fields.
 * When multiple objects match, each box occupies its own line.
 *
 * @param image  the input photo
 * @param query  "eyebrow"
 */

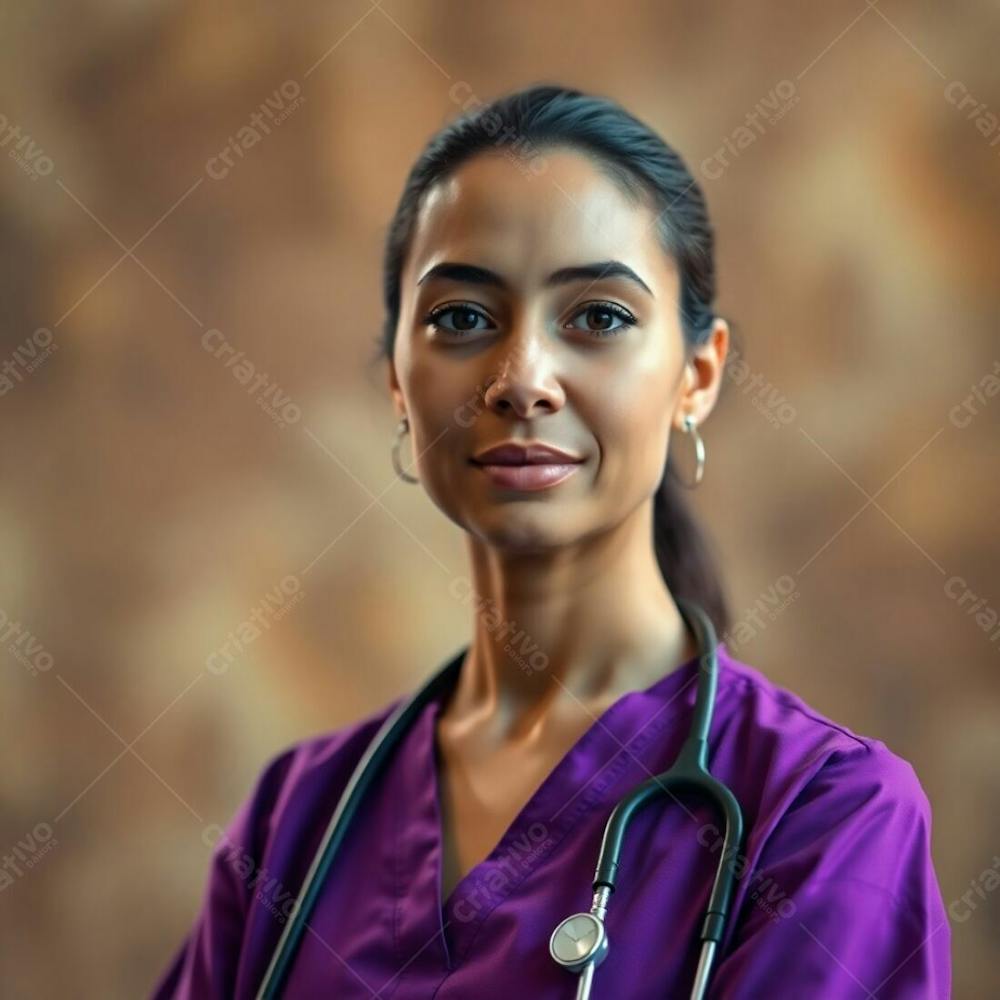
xmin=416 ymin=260 xmax=654 ymax=299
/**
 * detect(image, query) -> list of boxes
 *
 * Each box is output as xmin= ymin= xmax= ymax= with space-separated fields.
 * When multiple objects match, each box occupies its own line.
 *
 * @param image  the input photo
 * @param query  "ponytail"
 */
xmin=655 ymin=467 xmax=730 ymax=639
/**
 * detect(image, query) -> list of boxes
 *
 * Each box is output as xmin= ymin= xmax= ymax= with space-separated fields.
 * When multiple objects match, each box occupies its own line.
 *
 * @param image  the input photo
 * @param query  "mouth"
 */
xmin=469 ymin=441 xmax=585 ymax=492
xmin=471 ymin=441 xmax=585 ymax=466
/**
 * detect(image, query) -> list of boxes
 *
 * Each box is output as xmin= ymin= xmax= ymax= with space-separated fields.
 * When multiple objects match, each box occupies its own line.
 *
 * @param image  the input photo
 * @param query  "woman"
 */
xmin=152 ymin=84 xmax=950 ymax=999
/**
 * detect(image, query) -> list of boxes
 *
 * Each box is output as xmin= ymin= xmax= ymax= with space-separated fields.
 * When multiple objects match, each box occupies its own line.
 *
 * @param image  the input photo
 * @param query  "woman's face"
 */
xmin=389 ymin=146 xmax=726 ymax=551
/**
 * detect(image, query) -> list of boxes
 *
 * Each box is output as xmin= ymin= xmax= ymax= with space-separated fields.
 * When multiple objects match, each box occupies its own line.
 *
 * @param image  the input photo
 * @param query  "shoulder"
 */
xmin=264 ymin=694 xmax=403 ymax=791
xmin=716 ymin=641 xmax=875 ymax=750
xmin=215 ymin=691 xmax=406 ymax=868
xmin=712 ymin=642 xmax=939 ymax=903
xmin=707 ymin=647 xmax=951 ymax=995
xmin=714 ymin=640 xmax=928 ymax=806
xmin=711 ymin=641 xmax=938 ymax=893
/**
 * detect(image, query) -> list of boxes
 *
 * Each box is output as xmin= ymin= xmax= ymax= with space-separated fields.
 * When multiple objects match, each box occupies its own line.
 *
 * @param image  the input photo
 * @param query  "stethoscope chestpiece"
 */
xmin=549 ymin=911 xmax=609 ymax=973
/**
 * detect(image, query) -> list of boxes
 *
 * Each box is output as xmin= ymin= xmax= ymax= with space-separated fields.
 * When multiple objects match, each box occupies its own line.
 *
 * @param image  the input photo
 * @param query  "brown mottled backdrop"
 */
xmin=1 ymin=2 xmax=998 ymax=997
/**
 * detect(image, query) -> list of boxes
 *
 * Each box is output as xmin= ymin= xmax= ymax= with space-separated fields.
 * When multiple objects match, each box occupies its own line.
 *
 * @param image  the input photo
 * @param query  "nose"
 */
xmin=481 ymin=335 xmax=566 ymax=419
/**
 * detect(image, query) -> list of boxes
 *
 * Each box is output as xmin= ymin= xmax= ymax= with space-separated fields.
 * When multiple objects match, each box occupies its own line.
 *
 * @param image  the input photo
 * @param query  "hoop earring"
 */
xmin=391 ymin=416 xmax=419 ymax=484
xmin=676 ymin=413 xmax=706 ymax=489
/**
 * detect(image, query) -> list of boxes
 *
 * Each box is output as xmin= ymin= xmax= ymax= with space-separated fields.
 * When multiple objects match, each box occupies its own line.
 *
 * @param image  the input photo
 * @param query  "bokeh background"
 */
xmin=2 ymin=1 xmax=998 ymax=996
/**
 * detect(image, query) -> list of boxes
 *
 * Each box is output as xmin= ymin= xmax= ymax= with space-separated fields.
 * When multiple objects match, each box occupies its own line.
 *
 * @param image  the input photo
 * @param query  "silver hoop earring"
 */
xmin=677 ymin=413 xmax=706 ymax=488
xmin=391 ymin=416 xmax=419 ymax=484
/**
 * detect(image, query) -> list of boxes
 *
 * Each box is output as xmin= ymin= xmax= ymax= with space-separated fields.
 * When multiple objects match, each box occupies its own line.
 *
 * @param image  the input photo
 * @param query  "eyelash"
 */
xmin=423 ymin=301 xmax=637 ymax=339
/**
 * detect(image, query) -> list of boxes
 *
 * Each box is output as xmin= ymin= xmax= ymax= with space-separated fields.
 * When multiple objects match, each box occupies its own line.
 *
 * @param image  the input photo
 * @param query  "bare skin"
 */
xmin=387 ymin=148 xmax=729 ymax=904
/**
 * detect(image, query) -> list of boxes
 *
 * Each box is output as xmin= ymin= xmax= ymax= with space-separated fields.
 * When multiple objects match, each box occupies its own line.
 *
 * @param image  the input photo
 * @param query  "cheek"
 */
xmin=599 ymin=415 xmax=670 ymax=501
xmin=406 ymin=355 xmax=475 ymax=438
xmin=406 ymin=386 xmax=480 ymax=503
xmin=589 ymin=374 xmax=674 ymax=496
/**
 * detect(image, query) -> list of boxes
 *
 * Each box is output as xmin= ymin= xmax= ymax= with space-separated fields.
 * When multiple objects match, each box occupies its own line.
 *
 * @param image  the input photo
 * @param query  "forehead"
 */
xmin=404 ymin=147 xmax=676 ymax=293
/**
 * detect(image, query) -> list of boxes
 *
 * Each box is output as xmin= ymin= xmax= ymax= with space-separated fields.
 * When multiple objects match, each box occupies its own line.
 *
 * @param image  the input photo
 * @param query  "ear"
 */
xmin=674 ymin=317 xmax=730 ymax=429
xmin=387 ymin=355 xmax=406 ymax=422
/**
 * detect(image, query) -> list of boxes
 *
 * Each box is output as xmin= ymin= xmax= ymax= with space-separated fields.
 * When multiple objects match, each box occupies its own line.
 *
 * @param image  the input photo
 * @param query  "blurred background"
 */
xmin=2 ymin=1 xmax=998 ymax=996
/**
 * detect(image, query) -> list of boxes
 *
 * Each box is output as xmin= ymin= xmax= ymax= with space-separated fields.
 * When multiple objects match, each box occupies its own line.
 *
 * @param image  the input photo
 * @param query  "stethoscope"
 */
xmin=255 ymin=597 xmax=744 ymax=1000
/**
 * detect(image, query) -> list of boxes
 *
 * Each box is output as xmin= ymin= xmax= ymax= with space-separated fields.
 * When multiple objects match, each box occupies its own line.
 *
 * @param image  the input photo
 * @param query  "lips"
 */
xmin=469 ymin=441 xmax=585 ymax=492
xmin=470 ymin=442 xmax=584 ymax=466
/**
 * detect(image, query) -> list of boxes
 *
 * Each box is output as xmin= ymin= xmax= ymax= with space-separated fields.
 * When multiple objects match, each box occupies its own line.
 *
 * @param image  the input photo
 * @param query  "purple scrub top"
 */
xmin=151 ymin=642 xmax=951 ymax=998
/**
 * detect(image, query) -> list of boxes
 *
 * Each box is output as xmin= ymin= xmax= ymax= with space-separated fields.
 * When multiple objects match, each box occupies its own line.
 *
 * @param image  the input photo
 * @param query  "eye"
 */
xmin=424 ymin=303 xmax=495 ymax=336
xmin=566 ymin=302 xmax=637 ymax=338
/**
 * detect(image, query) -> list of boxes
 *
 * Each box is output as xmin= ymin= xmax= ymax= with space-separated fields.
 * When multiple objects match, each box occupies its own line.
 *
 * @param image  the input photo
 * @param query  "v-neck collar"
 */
xmin=390 ymin=642 xmax=728 ymax=979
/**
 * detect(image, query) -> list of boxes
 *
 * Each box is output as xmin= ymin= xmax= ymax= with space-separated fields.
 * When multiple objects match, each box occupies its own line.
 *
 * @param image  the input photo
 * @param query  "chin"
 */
xmin=468 ymin=507 xmax=582 ymax=553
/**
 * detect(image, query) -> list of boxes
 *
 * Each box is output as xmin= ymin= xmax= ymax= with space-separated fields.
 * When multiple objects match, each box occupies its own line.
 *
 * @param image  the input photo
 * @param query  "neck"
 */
xmin=445 ymin=499 xmax=698 ymax=740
